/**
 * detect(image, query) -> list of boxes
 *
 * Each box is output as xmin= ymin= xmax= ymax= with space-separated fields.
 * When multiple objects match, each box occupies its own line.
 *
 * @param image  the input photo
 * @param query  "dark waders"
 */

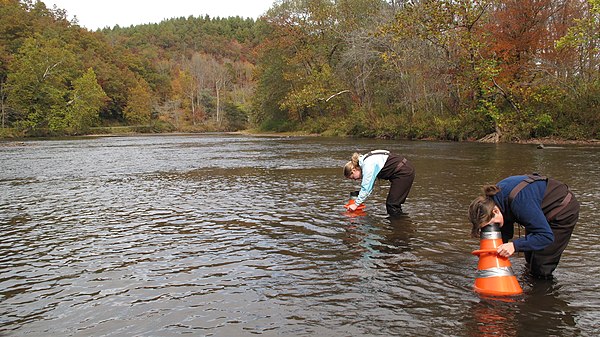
xmin=509 ymin=175 xmax=579 ymax=278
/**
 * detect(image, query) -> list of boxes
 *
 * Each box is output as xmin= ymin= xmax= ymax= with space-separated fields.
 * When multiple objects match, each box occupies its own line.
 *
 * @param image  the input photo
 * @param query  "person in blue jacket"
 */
xmin=468 ymin=174 xmax=579 ymax=279
xmin=343 ymin=150 xmax=415 ymax=217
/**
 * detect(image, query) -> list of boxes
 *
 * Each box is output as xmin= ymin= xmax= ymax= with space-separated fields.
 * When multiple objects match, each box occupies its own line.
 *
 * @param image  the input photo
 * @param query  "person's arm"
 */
xmin=354 ymin=164 xmax=377 ymax=205
xmin=496 ymin=221 xmax=517 ymax=257
xmin=510 ymin=198 xmax=554 ymax=252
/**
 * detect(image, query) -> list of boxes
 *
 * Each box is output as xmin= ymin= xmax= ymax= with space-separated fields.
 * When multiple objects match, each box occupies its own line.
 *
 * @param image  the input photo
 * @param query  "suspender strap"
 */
xmin=508 ymin=174 xmax=572 ymax=222
xmin=508 ymin=174 xmax=548 ymax=205
xmin=396 ymin=157 xmax=407 ymax=171
xmin=363 ymin=150 xmax=390 ymax=160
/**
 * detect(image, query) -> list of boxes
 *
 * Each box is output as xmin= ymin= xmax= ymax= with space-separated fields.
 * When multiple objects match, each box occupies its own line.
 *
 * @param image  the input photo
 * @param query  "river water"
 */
xmin=1 ymin=134 xmax=599 ymax=336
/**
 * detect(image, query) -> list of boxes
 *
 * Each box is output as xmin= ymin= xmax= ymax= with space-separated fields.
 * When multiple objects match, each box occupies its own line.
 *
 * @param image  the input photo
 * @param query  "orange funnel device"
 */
xmin=343 ymin=191 xmax=366 ymax=216
xmin=471 ymin=223 xmax=522 ymax=297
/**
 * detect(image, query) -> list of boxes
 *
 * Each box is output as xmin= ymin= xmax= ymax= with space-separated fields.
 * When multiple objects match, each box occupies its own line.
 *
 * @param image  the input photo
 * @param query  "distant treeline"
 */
xmin=1 ymin=0 xmax=599 ymax=141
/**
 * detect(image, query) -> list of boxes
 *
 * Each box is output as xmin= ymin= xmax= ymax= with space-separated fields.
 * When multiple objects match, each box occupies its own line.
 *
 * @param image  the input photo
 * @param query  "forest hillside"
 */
xmin=1 ymin=0 xmax=599 ymax=142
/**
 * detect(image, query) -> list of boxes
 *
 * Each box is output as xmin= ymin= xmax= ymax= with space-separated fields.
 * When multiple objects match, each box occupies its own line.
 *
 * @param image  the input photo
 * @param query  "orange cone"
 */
xmin=343 ymin=191 xmax=366 ymax=217
xmin=471 ymin=223 xmax=522 ymax=297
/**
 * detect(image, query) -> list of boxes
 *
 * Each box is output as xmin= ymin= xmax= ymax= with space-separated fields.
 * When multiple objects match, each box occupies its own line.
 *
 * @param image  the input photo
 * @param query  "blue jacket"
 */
xmin=493 ymin=175 xmax=554 ymax=252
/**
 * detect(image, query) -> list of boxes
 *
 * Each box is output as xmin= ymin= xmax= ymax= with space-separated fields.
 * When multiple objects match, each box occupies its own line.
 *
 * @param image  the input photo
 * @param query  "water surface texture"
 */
xmin=1 ymin=135 xmax=599 ymax=336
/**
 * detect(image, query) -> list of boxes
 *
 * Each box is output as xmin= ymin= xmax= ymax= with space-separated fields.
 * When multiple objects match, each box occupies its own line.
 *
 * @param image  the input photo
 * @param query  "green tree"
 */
xmin=223 ymin=101 xmax=248 ymax=131
xmin=250 ymin=16 xmax=291 ymax=129
xmin=253 ymin=0 xmax=348 ymax=128
xmin=64 ymin=68 xmax=109 ymax=133
xmin=6 ymin=33 xmax=79 ymax=134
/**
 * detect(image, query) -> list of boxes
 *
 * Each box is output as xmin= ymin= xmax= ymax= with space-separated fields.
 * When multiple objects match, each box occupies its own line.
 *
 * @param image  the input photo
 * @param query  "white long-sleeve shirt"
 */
xmin=355 ymin=150 xmax=389 ymax=205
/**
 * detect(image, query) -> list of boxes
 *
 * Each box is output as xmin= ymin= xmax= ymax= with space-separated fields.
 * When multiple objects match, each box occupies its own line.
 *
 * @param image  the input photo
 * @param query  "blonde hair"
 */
xmin=468 ymin=185 xmax=500 ymax=238
xmin=343 ymin=152 xmax=361 ymax=177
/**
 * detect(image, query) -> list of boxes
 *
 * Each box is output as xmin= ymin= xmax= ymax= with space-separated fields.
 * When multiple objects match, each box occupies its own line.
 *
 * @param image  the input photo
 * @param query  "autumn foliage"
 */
xmin=1 ymin=0 xmax=599 ymax=141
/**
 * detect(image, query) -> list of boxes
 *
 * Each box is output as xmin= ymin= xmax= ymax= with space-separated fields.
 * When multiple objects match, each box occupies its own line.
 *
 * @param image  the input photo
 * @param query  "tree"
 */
xmin=556 ymin=0 xmax=600 ymax=78
xmin=253 ymin=0 xmax=349 ymax=128
xmin=124 ymin=78 xmax=153 ymax=125
xmin=0 ymin=80 xmax=7 ymax=128
xmin=335 ymin=0 xmax=388 ymax=112
xmin=553 ymin=0 xmax=600 ymax=138
xmin=171 ymin=68 xmax=198 ymax=124
xmin=6 ymin=33 xmax=79 ymax=133
xmin=64 ymin=68 xmax=109 ymax=133
xmin=223 ymin=101 xmax=248 ymax=131
xmin=380 ymin=1 xmax=498 ymax=138
xmin=228 ymin=60 xmax=255 ymax=115
xmin=213 ymin=60 xmax=232 ymax=124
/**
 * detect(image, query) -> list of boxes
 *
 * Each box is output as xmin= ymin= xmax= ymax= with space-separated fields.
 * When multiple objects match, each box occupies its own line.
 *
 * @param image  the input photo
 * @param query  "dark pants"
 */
xmin=525 ymin=196 xmax=579 ymax=278
xmin=385 ymin=160 xmax=415 ymax=216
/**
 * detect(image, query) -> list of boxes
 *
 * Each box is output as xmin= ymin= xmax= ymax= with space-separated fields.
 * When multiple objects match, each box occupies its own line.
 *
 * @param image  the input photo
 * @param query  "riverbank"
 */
xmin=2 ymin=128 xmax=599 ymax=146
xmin=231 ymin=129 xmax=321 ymax=138
xmin=515 ymin=137 xmax=600 ymax=146
xmin=236 ymin=129 xmax=600 ymax=146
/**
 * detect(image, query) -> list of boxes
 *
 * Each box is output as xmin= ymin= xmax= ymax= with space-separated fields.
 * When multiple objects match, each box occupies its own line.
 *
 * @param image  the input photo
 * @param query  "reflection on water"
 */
xmin=464 ymin=280 xmax=583 ymax=337
xmin=465 ymin=299 xmax=520 ymax=337
xmin=1 ymin=135 xmax=599 ymax=336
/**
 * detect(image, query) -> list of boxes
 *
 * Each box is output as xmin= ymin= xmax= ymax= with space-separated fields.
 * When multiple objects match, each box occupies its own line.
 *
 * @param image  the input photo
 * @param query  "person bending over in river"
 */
xmin=468 ymin=174 xmax=579 ymax=279
xmin=343 ymin=150 xmax=415 ymax=217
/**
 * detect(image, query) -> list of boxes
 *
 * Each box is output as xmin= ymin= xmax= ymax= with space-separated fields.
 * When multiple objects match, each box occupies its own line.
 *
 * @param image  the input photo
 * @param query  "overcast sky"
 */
xmin=45 ymin=0 xmax=276 ymax=30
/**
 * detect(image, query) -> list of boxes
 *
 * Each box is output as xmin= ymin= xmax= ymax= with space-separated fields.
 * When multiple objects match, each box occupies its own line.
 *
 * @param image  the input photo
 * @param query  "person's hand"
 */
xmin=497 ymin=242 xmax=515 ymax=257
xmin=346 ymin=203 xmax=358 ymax=212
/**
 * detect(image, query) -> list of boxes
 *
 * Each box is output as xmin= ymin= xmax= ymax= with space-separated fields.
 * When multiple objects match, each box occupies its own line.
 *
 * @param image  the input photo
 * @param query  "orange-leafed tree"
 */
xmin=486 ymin=0 xmax=556 ymax=84
xmin=483 ymin=0 xmax=584 ymax=139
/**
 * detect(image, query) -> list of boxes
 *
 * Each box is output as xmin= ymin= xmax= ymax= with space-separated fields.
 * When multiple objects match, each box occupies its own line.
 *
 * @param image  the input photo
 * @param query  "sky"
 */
xmin=45 ymin=0 xmax=276 ymax=30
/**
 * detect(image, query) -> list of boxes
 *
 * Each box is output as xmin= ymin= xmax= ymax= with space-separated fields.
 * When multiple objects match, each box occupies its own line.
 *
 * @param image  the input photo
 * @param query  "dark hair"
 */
xmin=468 ymin=185 xmax=500 ymax=238
xmin=343 ymin=152 xmax=361 ymax=177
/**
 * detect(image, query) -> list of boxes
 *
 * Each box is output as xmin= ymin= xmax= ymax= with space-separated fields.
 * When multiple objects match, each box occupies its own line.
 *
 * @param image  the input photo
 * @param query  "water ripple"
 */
xmin=1 ymin=135 xmax=599 ymax=336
